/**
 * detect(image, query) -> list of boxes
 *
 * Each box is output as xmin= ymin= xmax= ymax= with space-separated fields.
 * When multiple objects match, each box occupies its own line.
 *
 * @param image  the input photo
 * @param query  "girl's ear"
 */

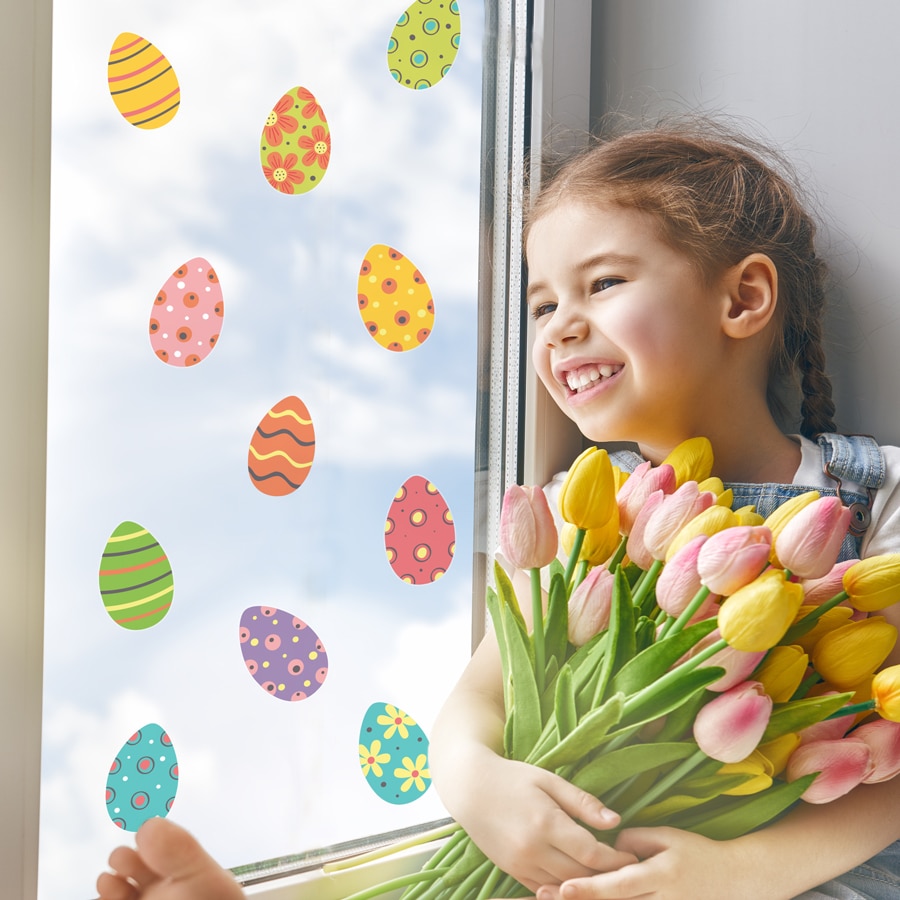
xmin=720 ymin=253 xmax=778 ymax=338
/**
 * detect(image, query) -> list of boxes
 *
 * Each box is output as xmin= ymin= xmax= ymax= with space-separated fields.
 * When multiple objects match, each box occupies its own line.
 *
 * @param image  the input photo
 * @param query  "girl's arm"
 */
xmin=429 ymin=624 xmax=637 ymax=893
xmin=539 ymin=776 xmax=900 ymax=900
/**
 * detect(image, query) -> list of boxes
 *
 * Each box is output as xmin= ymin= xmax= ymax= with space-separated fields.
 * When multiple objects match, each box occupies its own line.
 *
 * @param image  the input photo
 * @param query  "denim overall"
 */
xmin=612 ymin=434 xmax=900 ymax=899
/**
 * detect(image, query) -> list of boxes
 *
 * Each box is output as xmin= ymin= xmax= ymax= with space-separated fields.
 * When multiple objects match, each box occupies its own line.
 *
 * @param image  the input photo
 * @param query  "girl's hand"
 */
xmin=453 ymin=750 xmax=637 ymax=893
xmin=534 ymin=827 xmax=775 ymax=900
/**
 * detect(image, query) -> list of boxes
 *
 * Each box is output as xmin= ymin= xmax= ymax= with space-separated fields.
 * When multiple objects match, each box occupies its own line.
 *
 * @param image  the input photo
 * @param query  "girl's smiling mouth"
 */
xmin=559 ymin=362 xmax=624 ymax=395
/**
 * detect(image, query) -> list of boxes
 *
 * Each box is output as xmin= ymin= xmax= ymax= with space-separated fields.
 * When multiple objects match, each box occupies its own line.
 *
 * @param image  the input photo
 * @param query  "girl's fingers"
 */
xmin=546 ymin=775 xmax=622 ymax=831
xmin=95 ymin=869 xmax=139 ymax=900
xmin=107 ymin=844 xmax=161 ymax=889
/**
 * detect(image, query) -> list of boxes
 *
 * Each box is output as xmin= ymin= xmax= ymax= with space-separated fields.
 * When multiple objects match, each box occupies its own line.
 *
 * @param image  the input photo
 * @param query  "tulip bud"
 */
xmin=812 ymin=617 xmax=898 ymax=691
xmin=666 ymin=505 xmax=738 ymax=562
xmin=849 ymin=720 xmax=900 ymax=784
xmin=696 ymin=525 xmax=772 ymax=596
xmin=661 ymin=436 xmax=714 ymax=487
xmin=642 ymin=482 xmax=715 ymax=562
xmin=656 ymin=535 xmax=715 ymax=619
xmin=843 ymin=554 xmax=900 ymax=613
xmin=626 ymin=489 xmax=666 ymax=571
xmin=718 ymin=750 xmax=773 ymax=795
xmin=764 ymin=491 xmax=820 ymax=568
xmin=717 ymin=569 xmax=804 ymax=652
xmin=786 ymin=738 xmax=871 ymax=804
xmin=616 ymin=460 xmax=677 ymax=535
xmin=498 ymin=484 xmax=558 ymax=570
xmin=560 ymin=515 xmax=620 ymax=567
xmin=567 ymin=566 xmax=614 ymax=646
xmin=872 ymin=665 xmax=900 ymax=722
xmin=754 ymin=645 xmax=809 ymax=703
xmin=693 ymin=681 xmax=772 ymax=763
xmin=735 ymin=506 xmax=765 ymax=527
xmin=757 ymin=733 xmax=802 ymax=776
xmin=772 ymin=496 xmax=851 ymax=580
xmin=557 ymin=447 xmax=617 ymax=530
xmin=790 ymin=605 xmax=855 ymax=654
xmin=801 ymin=560 xmax=856 ymax=607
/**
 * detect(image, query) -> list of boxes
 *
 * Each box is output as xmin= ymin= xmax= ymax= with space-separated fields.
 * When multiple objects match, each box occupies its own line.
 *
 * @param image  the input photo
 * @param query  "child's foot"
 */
xmin=96 ymin=817 xmax=245 ymax=900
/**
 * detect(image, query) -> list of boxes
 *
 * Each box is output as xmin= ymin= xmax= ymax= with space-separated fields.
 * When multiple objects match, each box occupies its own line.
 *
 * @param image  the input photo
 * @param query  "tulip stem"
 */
xmin=618 ymin=748 xmax=709 ymax=823
xmin=632 ymin=559 xmax=663 ymax=611
xmin=791 ymin=672 xmax=823 ymax=701
xmin=531 ymin=567 xmax=546 ymax=694
xmin=781 ymin=591 xmax=849 ymax=644
xmin=564 ymin=528 xmax=586 ymax=586
xmin=658 ymin=586 xmax=712 ymax=640
xmin=573 ymin=559 xmax=589 ymax=590
xmin=826 ymin=699 xmax=876 ymax=720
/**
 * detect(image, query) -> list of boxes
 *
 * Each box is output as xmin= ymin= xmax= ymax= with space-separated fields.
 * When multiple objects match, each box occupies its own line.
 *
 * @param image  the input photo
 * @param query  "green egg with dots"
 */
xmin=387 ymin=0 xmax=461 ymax=90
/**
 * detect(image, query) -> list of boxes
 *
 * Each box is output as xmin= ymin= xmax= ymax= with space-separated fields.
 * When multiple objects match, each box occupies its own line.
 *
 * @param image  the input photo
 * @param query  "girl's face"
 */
xmin=526 ymin=200 xmax=734 ymax=460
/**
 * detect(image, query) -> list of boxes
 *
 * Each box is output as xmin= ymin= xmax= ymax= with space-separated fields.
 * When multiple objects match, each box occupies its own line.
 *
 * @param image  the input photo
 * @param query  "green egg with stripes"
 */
xmin=99 ymin=521 xmax=174 ymax=629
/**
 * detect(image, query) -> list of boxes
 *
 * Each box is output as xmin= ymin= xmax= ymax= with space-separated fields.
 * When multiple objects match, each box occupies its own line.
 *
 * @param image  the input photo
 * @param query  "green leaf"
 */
xmin=494 ymin=560 xmax=525 ymax=626
xmin=549 ymin=556 xmax=566 ymax=583
xmin=761 ymin=693 xmax=854 ymax=743
xmin=592 ymin=567 xmax=636 ymax=705
xmin=610 ymin=618 xmax=718 ymax=698
xmin=499 ymin=600 xmax=542 ymax=759
xmin=620 ymin=666 xmax=725 ymax=729
xmin=485 ymin=588 xmax=512 ymax=711
xmin=543 ymin=571 xmax=570 ymax=668
xmin=554 ymin=665 xmax=577 ymax=739
xmin=569 ymin=741 xmax=697 ymax=797
xmin=680 ymin=775 xmax=816 ymax=840
xmin=654 ymin=687 xmax=711 ymax=742
xmin=529 ymin=693 xmax=625 ymax=769
xmin=634 ymin=616 xmax=656 ymax=653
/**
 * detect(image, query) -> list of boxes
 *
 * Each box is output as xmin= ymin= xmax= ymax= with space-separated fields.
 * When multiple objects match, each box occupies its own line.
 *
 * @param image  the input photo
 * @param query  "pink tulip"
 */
xmin=656 ymin=535 xmax=718 ymax=619
xmin=567 ymin=567 xmax=614 ymax=646
xmin=498 ymin=484 xmax=558 ymax=570
xmin=800 ymin=560 xmax=856 ymax=606
xmin=626 ymin=489 xmax=666 ymax=570
xmin=773 ymin=496 xmax=852 ymax=580
xmin=641 ymin=482 xmax=715 ymax=562
xmin=686 ymin=628 xmax=766 ymax=692
xmin=696 ymin=525 xmax=772 ymax=596
xmin=798 ymin=691 xmax=855 ymax=745
xmin=786 ymin=738 xmax=872 ymax=803
xmin=616 ymin=460 xmax=677 ymax=534
xmin=853 ymin=719 xmax=900 ymax=783
xmin=693 ymin=681 xmax=773 ymax=763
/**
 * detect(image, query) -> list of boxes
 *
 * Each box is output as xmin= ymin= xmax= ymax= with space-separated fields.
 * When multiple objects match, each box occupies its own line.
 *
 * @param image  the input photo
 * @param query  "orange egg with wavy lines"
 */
xmin=247 ymin=397 xmax=316 ymax=496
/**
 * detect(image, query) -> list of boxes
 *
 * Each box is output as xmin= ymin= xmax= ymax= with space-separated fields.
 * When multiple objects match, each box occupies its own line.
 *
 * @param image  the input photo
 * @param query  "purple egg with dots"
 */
xmin=239 ymin=606 xmax=329 ymax=701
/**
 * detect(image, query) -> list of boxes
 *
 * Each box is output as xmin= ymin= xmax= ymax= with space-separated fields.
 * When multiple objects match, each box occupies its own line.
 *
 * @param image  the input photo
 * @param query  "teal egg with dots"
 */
xmin=105 ymin=723 xmax=178 ymax=831
xmin=358 ymin=702 xmax=431 ymax=804
xmin=387 ymin=0 xmax=461 ymax=90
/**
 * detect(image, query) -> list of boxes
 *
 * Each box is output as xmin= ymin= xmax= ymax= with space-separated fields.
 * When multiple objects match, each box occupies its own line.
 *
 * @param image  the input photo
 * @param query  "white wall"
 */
xmin=590 ymin=0 xmax=900 ymax=445
xmin=0 ymin=0 xmax=51 ymax=897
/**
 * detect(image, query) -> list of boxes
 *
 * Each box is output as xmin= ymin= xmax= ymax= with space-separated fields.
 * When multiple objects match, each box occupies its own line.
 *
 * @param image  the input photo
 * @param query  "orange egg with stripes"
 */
xmin=248 ymin=396 xmax=316 ymax=497
xmin=98 ymin=522 xmax=174 ymax=630
xmin=107 ymin=32 xmax=181 ymax=129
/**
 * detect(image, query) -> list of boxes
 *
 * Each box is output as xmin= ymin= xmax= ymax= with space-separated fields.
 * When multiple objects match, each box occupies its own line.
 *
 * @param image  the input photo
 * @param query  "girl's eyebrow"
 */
xmin=526 ymin=252 xmax=640 ymax=301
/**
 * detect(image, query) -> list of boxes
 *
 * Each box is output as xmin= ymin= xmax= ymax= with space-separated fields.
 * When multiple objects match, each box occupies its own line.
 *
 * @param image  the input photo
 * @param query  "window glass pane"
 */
xmin=40 ymin=2 xmax=488 ymax=895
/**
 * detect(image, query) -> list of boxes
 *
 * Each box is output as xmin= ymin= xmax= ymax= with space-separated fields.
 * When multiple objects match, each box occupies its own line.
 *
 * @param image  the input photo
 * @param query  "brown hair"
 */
xmin=525 ymin=120 xmax=836 ymax=438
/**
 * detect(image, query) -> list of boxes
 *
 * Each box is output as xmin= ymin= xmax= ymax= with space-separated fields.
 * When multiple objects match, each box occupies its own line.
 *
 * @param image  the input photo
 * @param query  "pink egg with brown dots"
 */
xmin=149 ymin=257 xmax=224 ymax=366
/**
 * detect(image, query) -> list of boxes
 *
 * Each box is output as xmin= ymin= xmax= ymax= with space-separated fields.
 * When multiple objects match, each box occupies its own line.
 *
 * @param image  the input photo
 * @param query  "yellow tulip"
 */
xmin=666 ymin=505 xmax=739 ymax=562
xmin=872 ymin=666 xmax=900 ymax=722
xmin=560 ymin=515 xmax=621 ymax=567
xmin=735 ymin=506 xmax=765 ymax=527
xmin=757 ymin=733 xmax=801 ymax=776
xmin=662 ymin=436 xmax=714 ymax=487
xmin=764 ymin=491 xmax=820 ymax=568
xmin=812 ymin=616 xmax=898 ymax=690
xmin=612 ymin=465 xmax=629 ymax=492
xmin=717 ymin=569 xmax=805 ymax=652
xmin=754 ymin=644 xmax=809 ymax=702
xmin=698 ymin=476 xmax=725 ymax=496
xmin=718 ymin=750 xmax=773 ymax=795
xmin=843 ymin=554 xmax=900 ymax=612
xmin=557 ymin=446 xmax=617 ymax=530
xmin=790 ymin=604 xmax=855 ymax=654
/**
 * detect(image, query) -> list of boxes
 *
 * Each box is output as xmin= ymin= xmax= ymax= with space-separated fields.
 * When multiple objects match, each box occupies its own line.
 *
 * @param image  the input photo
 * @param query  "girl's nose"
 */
xmin=542 ymin=302 xmax=588 ymax=346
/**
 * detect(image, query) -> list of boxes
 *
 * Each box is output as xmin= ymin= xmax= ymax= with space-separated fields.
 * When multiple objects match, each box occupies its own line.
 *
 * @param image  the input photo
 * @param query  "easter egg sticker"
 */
xmin=260 ymin=86 xmax=331 ymax=195
xmin=239 ymin=606 xmax=328 ymax=701
xmin=359 ymin=702 xmax=431 ymax=804
xmin=150 ymin=258 xmax=223 ymax=366
xmin=358 ymin=245 xmax=434 ymax=352
xmin=385 ymin=476 xmax=455 ymax=584
xmin=106 ymin=723 xmax=178 ymax=831
xmin=248 ymin=396 xmax=316 ymax=496
xmin=107 ymin=33 xmax=180 ymax=129
xmin=99 ymin=522 xmax=174 ymax=630
xmin=387 ymin=0 xmax=461 ymax=90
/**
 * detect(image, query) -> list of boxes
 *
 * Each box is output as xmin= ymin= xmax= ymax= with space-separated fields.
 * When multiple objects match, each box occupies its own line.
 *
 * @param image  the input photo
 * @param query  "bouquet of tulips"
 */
xmin=341 ymin=438 xmax=900 ymax=900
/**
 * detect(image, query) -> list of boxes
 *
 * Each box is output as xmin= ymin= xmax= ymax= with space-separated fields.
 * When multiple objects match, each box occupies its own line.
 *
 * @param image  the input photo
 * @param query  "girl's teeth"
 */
xmin=565 ymin=365 xmax=621 ymax=392
xmin=599 ymin=365 xmax=613 ymax=378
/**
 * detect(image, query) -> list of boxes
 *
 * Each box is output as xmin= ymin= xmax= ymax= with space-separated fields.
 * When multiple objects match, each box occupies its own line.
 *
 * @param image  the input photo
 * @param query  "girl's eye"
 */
xmin=591 ymin=277 xmax=622 ymax=294
xmin=530 ymin=301 xmax=556 ymax=320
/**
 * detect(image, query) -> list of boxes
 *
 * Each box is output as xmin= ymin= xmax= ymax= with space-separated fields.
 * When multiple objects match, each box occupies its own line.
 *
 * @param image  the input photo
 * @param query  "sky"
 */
xmin=41 ymin=1 xmax=486 ymax=896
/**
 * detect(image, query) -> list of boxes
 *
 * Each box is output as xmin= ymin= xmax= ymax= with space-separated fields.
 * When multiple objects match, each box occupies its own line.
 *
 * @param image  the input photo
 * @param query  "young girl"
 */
xmin=97 ymin=122 xmax=900 ymax=899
